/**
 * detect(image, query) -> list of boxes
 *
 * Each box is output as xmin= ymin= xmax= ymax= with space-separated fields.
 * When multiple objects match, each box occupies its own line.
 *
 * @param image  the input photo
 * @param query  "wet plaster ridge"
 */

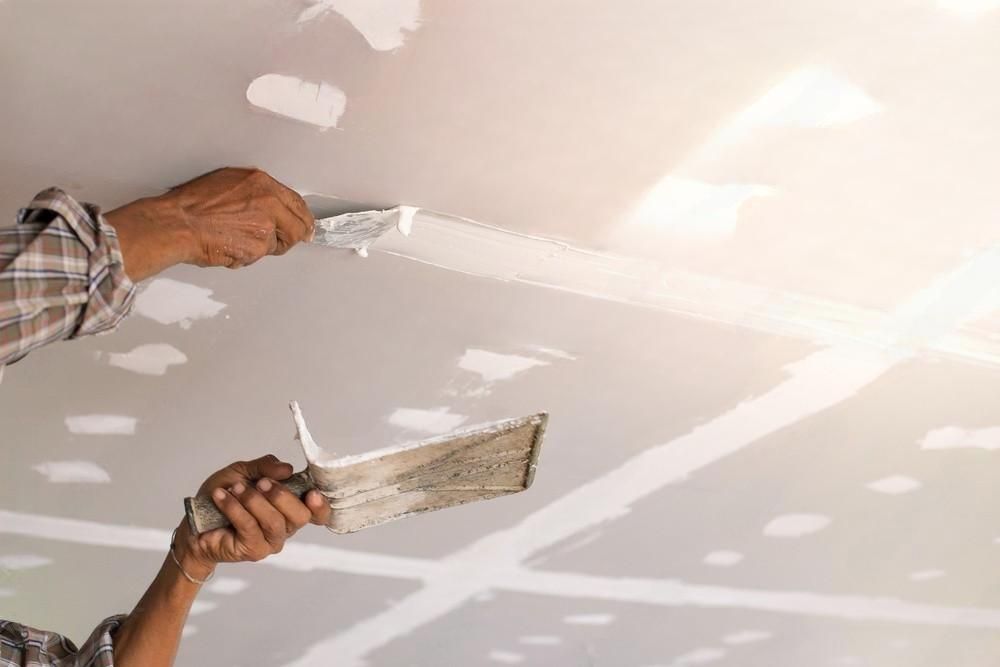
xmin=372 ymin=210 xmax=1000 ymax=369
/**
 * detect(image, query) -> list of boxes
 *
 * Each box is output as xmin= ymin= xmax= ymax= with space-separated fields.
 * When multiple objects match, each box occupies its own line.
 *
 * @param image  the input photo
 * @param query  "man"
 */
xmin=1 ymin=168 xmax=328 ymax=665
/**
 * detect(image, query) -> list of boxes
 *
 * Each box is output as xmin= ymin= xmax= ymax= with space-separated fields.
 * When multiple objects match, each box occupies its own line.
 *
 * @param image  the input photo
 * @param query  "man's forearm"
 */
xmin=111 ymin=522 xmax=215 ymax=667
xmin=105 ymin=197 xmax=195 ymax=283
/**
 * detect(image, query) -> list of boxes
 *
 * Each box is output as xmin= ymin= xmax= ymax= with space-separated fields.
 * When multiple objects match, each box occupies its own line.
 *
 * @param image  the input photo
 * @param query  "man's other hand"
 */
xmin=107 ymin=167 xmax=316 ymax=281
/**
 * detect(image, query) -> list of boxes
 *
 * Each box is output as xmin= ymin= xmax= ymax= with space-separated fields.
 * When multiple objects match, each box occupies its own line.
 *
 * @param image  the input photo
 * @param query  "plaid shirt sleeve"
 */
xmin=0 ymin=188 xmax=136 ymax=371
xmin=0 ymin=616 xmax=127 ymax=667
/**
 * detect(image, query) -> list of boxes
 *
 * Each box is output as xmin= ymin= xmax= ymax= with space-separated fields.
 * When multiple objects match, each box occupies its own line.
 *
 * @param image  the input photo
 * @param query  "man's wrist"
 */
xmin=171 ymin=521 xmax=216 ymax=583
xmin=105 ymin=196 xmax=197 ymax=281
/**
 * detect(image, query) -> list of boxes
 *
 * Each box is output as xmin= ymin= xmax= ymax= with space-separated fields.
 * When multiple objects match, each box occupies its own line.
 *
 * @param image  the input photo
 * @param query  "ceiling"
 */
xmin=3 ymin=1 xmax=1000 ymax=665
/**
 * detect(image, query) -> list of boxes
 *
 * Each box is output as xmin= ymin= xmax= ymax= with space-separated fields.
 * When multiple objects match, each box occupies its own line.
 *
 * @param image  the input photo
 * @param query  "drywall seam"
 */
xmin=4 ymin=509 xmax=1000 ymax=657
xmin=0 ymin=511 xmax=441 ymax=580
xmin=371 ymin=211 xmax=1000 ymax=370
xmin=282 ymin=249 xmax=1000 ymax=666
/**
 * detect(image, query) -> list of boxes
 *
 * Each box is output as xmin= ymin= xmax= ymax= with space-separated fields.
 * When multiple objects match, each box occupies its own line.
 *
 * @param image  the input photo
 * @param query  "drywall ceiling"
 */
xmin=3 ymin=1 xmax=1000 ymax=666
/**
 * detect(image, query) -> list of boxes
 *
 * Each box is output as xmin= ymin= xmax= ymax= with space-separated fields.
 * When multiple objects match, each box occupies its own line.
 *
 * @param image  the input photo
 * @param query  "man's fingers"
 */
xmin=256 ymin=478 xmax=312 ymax=531
xmin=237 ymin=454 xmax=294 ymax=482
xmin=211 ymin=486 xmax=264 ymax=548
xmin=232 ymin=483 xmax=288 ymax=549
xmin=306 ymin=490 xmax=331 ymax=526
xmin=264 ymin=176 xmax=315 ymax=244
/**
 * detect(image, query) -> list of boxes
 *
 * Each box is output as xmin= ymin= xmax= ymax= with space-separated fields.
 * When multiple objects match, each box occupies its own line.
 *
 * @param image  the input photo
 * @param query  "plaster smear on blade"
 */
xmin=298 ymin=0 xmax=421 ymax=51
xmin=65 ymin=415 xmax=136 ymax=435
xmin=246 ymin=74 xmax=345 ymax=130
xmin=290 ymin=401 xmax=327 ymax=467
xmin=313 ymin=206 xmax=417 ymax=257
xmin=33 ymin=461 xmax=111 ymax=484
xmin=134 ymin=278 xmax=226 ymax=329
xmin=105 ymin=344 xmax=187 ymax=376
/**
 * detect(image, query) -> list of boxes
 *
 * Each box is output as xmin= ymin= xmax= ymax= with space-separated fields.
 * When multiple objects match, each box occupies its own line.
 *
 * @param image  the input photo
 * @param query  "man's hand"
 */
xmin=172 ymin=455 xmax=330 ymax=578
xmin=106 ymin=168 xmax=315 ymax=281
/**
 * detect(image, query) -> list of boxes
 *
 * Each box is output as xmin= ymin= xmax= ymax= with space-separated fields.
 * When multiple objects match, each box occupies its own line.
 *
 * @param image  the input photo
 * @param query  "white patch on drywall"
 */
xmin=703 ymin=550 xmax=744 ymax=567
xmin=487 ymin=650 xmax=524 ymax=664
xmin=134 ymin=278 xmax=226 ymax=329
xmin=0 ymin=589 xmax=13 ymax=598
xmin=182 ymin=625 xmax=198 ymax=637
xmin=246 ymin=74 xmax=346 ymax=130
xmin=909 ymin=569 xmax=946 ymax=582
xmin=730 ymin=67 xmax=882 ymax=137
xmin=387 ymin=407 xmax=467 ymax=434
xmin=920 ymin=426 xmax=1000 ymax=451
xmin=106 ymin=343 xmax=187 ymax=376
xmin=562 ymin=613 xmax=614 ymax=626
xmin=629 ymin=177 xmax=774 ymax=239
xmin=866 ymin=475 xmax=921 ymax=495
xmin=458 ymin=349 xmax=549 ymax=382
xmin=189 ymin=600 xmax=218 ymax=616
xmin=298 ymin=0 xmax=421 ymax=51
xmin=65 ymin=414 xmax=136 ymax=435
xmin=527 ymin=345 xmax=577 ymax=361
xmin=673 ymin=647 xmax=727 ymax=664
xmin=937 ymin=0 xmax=1000 ymax=18
xmin=762 ymin=514 xmax=831 ymax=538
xmin=0 ymin=554 xmax=52 ymax=571
xmin=32 ymin=461 xmax=111 ymax=484
xmin=722 ymin=630 xmax=772 ymax=644
xmin=206 ymin=577 xmax=249 ymax=595
xmin=518 ymin=635 xmax=562 ymax=646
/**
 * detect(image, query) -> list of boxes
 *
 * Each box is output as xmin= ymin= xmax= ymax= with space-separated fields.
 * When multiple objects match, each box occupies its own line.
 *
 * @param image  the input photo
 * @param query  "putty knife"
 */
xmin=185 ymin=403 xmax=547 ymax=534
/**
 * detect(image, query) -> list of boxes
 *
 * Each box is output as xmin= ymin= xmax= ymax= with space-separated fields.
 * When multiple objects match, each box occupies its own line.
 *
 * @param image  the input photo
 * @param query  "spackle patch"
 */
xmin=182 ymin=625 xmax=198 ymax=638
xmin=673 ymin=647 xmax=727 ymax=664
xmin=189 ymin=600 xmax=218 ymax=616
xmin=703 ymin=550 xmax=744 ymax=567
xmin=518 ymin=635 xmax=562 ymax=646
xmin=246 ymin=74 xmax=346 ymax=130
xmin=920 ymin=425 xmax=1000 ymax=450
xmin=298 ymin=0 xmax=421 ymax=51
xmin=0 ymin=589 xmax=13 ymax=598
xmin=0 ymin=554 xmax=52 ymax=571
xmin=65 ymin=415 xmax=136 ymax=435
xmin=459 ymin=349 xmax=549 ymax=383
xmin=206 ymin=577 xmax=249 ymax=595
xmin=106 ymin=343 xmax=187 ymax=376
xmin=937 ymin=0 xmax=1000 ymax=19
xmin=629 ymin=177 xmax=774 ymax=239
xmin=134 ymin=278 xmax=226 ymax=328
xmin=751 ymin=68 xmax=882 ymax=129
xmin=387 ymin=407 xmax=467 ymax=435
xmin=866 ymin=475 xmax=921 ymax=495
xmin=563 ymin=613 xmax=614 ymax=626
xmin=909 ymin=569 xmax=946 ymax=582
xmin=487 ymin=650 xmax=524 ymax=664
xmin=33 ymin=461 xmax=111 ymax=484
xmin=290 ymin=401 xmax=327 ymax=465
xmin=722 ymin=630 xmax=772 ymax=645
xmin=528 ymin=345 xmax=577 ymax=361
xmin=762 ymin=513 xmax=830 ymax=538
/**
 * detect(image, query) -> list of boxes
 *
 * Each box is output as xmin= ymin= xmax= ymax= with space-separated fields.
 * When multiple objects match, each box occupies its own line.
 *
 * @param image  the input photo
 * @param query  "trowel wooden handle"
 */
xmin=184 ymin=471 xmax=314 ymax=535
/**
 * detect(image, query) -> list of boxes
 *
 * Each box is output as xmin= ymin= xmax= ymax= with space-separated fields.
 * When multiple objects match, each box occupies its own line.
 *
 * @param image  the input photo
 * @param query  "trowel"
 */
xmin=185 ymin=402 xmax=547 ymax=534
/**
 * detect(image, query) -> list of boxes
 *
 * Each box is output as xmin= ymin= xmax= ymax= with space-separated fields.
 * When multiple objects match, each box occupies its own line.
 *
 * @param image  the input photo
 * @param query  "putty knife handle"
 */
xmin=184 ymin=471 xmax=314 ymax=535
